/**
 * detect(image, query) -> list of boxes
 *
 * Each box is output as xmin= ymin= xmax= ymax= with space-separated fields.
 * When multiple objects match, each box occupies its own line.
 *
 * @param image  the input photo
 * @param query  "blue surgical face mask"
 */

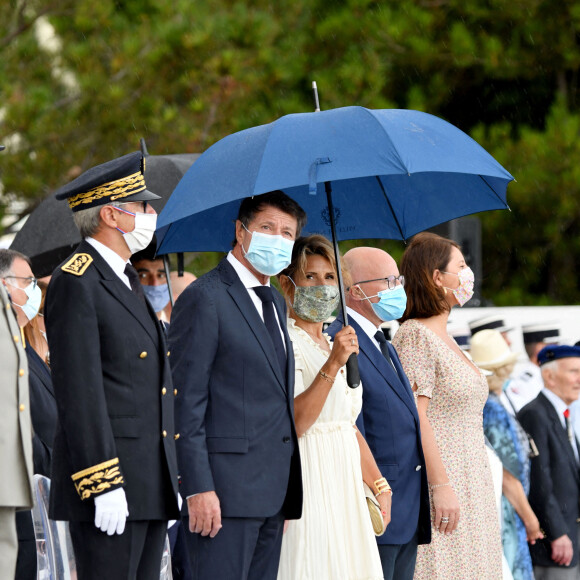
xmin=360 ymin=284 xmax=407 ymax=322
xmin=242 ymin=223 xmax=294 ymax=276
xmin=10 ymin=280 xmax=42 ymax=322
xmin=142 ymin=283 xmax=170 ymax=313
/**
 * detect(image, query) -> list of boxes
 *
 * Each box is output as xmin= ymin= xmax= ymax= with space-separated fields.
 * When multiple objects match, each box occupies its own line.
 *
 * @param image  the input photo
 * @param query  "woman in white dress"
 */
xmin=276 ymin=235 xmax=388 ymax=580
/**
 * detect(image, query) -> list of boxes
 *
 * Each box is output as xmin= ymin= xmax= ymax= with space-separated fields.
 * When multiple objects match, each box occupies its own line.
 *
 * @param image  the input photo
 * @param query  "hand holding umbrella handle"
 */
xmin=346 ymin=353 xmax=360 ymax=388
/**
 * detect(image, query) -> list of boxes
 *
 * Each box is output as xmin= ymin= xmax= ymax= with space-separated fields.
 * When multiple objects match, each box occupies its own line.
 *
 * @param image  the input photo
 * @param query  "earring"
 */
xmin=443 ymin=287 xmax=447 ymax=295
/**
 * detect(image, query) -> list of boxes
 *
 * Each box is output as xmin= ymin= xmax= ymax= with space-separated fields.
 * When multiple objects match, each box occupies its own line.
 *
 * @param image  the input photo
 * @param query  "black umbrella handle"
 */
xmin=323 ymin=181 xmax=361 ymax=389
xmin=346 ymin=353 xmax=361 ymax=389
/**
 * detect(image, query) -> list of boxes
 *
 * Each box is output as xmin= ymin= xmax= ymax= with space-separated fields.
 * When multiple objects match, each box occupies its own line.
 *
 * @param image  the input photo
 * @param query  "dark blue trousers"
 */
xmin=378 ymin=530 xmax=419 ymax=580
xmin=182 ymin=512 xmax=284 ymax=580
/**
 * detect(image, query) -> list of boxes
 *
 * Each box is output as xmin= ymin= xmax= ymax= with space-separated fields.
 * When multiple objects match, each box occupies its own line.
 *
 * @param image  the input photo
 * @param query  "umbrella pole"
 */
xmin=163 ymin=254 xmax=175 ymax=308
xmin=324 ymin=181 xmax=360 ymax=389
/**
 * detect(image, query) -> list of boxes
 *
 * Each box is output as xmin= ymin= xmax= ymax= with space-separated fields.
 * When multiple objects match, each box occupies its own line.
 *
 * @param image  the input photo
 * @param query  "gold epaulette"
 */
xmin=61 ymin=253 xmax=93 ymax=276
xmin=71 ymin=457 xmax=124 ymax=500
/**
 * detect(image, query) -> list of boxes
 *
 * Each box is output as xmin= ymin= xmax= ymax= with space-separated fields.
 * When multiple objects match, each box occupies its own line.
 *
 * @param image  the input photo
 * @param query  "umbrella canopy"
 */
xmin=10 ymin=153 xmax=199 ymax=277
xmin=156 ymin=106 xmax=513 ymax=253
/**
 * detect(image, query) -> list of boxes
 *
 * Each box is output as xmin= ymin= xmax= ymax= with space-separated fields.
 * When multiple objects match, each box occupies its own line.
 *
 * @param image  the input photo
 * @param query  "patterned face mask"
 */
xmin=288 ymin=278 xmax=340 ymax=323
xmin=443 ymin=266 xmax=475 ymax=307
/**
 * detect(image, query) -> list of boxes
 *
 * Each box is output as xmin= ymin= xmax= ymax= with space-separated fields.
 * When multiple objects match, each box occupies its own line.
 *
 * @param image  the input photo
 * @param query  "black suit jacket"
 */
xmin=326 ymin=315 xmax=431 ymax=546
xmin=26 ymin=346 xmax=57 ymax=477
xmin=45 ymin=240 xmax=179 ymax=522
xmin=518 ymin=392 xmax=580 ymax=567
xmin=168 ymin=258 xmax=303 ymax=519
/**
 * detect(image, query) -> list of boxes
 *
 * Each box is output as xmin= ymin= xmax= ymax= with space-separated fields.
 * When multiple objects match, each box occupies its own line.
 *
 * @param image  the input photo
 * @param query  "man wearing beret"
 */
xmin=507 ymin=323 xmax=561 ymax=415
xmin=518 ymin=345 xmax=580 ymax=580
xmin=45 ymin=152 xmax=179 ymax=579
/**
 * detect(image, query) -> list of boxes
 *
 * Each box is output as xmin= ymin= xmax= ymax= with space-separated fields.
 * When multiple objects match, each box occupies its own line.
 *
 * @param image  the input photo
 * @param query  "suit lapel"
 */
xmin=81 ymin=242 xmax=160 ymax=346
xmin=220 ymin=260 xmax=287 ymax=394
xmin=539 ymin=394 xmax=580 ymax=480
xmin=386 ymin=342 xmax=417 ymax=407
xmin=27 ymin=346 xmax=55 ymax=399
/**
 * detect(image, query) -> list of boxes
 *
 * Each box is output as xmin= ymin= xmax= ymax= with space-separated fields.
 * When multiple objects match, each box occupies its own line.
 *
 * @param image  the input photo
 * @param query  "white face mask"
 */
xmin=114 ymin=207 xmax=157 ymax=254
xmin=7 ymin=279 xmax=42 ymax=321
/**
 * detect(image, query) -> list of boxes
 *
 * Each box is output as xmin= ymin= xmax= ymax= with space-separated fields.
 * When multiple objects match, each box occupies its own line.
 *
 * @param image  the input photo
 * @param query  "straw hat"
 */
xmin=470 ymin=329 xmax=518 ymax=370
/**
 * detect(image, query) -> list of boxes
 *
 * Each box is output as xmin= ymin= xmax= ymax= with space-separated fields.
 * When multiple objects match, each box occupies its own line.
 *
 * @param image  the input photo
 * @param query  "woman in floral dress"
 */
xmin=392 ymin=232 xmax=502 ymax=579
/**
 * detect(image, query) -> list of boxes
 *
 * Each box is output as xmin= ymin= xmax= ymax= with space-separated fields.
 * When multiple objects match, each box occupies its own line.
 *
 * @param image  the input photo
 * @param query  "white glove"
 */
xmin=94 ymin=488 xmax=129 ymax=535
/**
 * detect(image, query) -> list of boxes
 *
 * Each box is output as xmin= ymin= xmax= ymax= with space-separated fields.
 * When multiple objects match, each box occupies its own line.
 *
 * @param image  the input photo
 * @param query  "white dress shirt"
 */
xmin=226 ymin=252 xmax=286 ymax=350
xmin=86 ymin=237 xmax=131 ymax=290
xmin=346 ymin=307 xmax=396 ymax=370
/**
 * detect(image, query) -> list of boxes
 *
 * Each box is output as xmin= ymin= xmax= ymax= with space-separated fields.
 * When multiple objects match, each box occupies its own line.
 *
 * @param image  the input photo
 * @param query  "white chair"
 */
xmin=32 ymin=474 xmax=173 ymax=579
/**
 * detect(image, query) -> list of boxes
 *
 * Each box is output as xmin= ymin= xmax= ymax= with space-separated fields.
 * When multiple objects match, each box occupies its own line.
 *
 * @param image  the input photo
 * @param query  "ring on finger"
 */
xmin=351 ymin=338 xmax=355 ymax=346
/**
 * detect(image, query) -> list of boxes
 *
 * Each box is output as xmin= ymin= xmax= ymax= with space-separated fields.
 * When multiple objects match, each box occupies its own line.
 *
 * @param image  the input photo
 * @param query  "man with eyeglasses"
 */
xmin=0 ymin=248 xmax=59 ymax=580
xmin=45 ymin=152 xmax=179 ymax=579
xmin=0 ymin=248 xmax=34 ymax=578
xmin=326 ymin=247 xmax=430 ymax=580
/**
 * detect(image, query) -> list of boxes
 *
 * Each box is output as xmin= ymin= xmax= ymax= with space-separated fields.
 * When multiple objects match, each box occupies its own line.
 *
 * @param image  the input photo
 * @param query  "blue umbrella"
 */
xmin=156 ymin=106 xmax=513 ymax=252
xmin=157 ymin=106 xmax=514 ymax=386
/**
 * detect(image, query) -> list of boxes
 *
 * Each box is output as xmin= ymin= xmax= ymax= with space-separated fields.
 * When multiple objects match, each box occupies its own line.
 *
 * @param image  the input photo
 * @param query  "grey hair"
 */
xmin=0 ymin=249 xmax=31 ymax=278
xmin=541 ymin=360 xmax=559 ymax=376
xmin=73 ymin=202 xmax=124 ymax=238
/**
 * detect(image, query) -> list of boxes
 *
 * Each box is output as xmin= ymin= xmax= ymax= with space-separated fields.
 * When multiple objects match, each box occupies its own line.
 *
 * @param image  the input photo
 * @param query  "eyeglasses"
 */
xmin=350 ymin=275 xmax=405 ymax=290
xmin=4 ymin=276 xmax=37 ymax=290
xmin=116 ymin=201 xmax=149 ymax=213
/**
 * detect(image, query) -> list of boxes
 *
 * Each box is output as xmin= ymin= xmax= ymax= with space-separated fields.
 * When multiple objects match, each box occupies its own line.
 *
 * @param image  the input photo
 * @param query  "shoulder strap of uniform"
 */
xmin=61 ymin=253 xmax=93 ymax=276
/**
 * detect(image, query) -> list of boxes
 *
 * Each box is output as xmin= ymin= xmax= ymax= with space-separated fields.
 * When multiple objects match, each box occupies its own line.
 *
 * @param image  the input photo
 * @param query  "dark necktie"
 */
xmin=124 ymin=264 xmax=147 ymax=306
xmin=253 ymin=286 xmax=287 ymax=375
xmin=374 ymin=330 xmax=391 ymax=363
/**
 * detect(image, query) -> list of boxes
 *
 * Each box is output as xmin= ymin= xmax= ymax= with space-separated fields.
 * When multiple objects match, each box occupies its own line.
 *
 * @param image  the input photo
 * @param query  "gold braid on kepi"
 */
xmin=71 ymin=457 xmax=125 ymax=500
xmin=67 ymin=171 xmax=145 ymax=210
xmin=54 ymin=151 xmax=160 ymax=212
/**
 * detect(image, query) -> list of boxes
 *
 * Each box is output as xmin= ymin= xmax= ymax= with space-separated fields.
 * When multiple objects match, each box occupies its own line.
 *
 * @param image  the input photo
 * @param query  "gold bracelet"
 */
xmin=318 ymin=370 xmax=336 ymax=384
xmin=373 ymin=477 xmax=392 ymax=496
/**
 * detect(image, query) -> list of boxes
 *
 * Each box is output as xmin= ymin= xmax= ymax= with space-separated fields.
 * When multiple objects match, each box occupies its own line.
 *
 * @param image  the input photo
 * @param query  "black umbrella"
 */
xmin=10 ymin=153 xmax=199 ymax=277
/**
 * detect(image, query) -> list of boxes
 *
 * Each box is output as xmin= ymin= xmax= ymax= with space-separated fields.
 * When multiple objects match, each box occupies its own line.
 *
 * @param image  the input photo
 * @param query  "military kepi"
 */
xmin=55 ymin=151 xmax=160 ymax=212
xmin=538 ymin=345 xmax=580 ymax=366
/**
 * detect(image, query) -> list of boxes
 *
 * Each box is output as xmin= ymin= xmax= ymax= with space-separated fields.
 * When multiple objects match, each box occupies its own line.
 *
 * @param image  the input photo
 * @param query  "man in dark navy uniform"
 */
xmin=45 ymin=152 xmax=179 ymax=579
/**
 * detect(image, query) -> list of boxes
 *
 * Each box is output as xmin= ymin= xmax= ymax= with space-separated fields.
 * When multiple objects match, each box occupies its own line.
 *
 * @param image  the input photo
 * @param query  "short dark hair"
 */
xmin=234 ymin=190 xmax=307 ymax=247
xmin=0 ymin=249 xmax=31 ymax=278
xmin=399 ymin=232 xmax=460 ymax=322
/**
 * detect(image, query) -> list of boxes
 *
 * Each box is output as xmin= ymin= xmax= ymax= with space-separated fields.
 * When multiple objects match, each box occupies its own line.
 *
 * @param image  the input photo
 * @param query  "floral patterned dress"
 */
xmin=392 ymin=319 xmax=502 ymax=580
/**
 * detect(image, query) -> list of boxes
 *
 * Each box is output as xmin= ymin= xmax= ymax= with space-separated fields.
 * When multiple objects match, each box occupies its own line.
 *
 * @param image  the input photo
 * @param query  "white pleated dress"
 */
xmin=277 ymin=319 xmax=383 ymax=580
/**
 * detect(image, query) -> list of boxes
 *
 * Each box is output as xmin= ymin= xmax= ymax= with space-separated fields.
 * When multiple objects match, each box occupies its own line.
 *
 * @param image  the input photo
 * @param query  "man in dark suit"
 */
xmin=326 ymin=247 xmax=430 ymax=580
xmin=45 ymin=152 xmax=179 ymax=579
xmin=518 ymin=345 xmax=580 ymax=580
xmin=168 ymin=191 xmax=305 ymax=580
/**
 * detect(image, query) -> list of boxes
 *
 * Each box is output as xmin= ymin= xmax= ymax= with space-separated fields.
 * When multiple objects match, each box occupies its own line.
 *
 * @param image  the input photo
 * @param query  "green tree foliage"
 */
xmin=2 ymin=0 xmax=580 ymax=302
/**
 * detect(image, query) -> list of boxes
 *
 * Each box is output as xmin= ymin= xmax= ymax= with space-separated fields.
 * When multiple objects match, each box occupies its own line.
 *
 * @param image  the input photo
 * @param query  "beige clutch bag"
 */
xmin=363 ymin=482 xmax=386 ymax=536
